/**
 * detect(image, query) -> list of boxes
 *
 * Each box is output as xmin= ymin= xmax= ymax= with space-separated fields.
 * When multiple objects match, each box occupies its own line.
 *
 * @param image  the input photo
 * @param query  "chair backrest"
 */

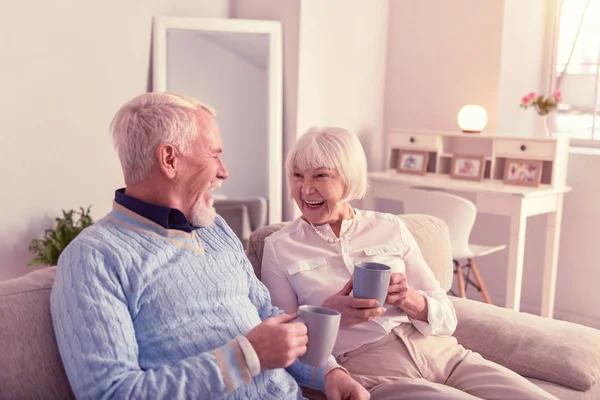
xmin=401 ymin=189 xmax=476 ymax=258
xmin=215 ymin=196 xmax=268 ymax=242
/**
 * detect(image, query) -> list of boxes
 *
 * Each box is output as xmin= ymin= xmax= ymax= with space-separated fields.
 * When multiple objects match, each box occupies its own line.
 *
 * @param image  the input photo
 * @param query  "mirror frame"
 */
xmin=152 ymin=16 xmax=283 ymax=224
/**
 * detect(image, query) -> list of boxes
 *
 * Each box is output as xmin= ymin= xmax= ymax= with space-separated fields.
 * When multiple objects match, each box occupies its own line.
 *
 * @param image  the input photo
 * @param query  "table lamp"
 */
xmin=457 ymin=105 xmax=488 ymax=133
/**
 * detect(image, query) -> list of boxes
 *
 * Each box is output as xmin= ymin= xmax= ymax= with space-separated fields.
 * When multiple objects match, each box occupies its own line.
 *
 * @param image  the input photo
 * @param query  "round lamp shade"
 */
xmin=457 ymin=105 xmax=488 ymax=133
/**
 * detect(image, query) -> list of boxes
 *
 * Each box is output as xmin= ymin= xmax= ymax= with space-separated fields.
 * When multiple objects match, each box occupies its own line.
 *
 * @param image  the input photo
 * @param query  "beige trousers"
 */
xmin=333 ymin=324 xmax=557 ymax=400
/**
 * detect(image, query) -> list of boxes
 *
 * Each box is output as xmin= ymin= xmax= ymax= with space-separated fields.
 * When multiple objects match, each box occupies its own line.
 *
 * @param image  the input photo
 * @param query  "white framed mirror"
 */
xmin=153 ymin=16 xmax=283 ymax=224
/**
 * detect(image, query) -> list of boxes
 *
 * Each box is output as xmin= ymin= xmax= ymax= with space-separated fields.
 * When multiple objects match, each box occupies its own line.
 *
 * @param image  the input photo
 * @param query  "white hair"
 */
xmin=110 ymin=92 xmax=215 ymax=186
xmin=285 ymin=126 xmax=368 ymax=202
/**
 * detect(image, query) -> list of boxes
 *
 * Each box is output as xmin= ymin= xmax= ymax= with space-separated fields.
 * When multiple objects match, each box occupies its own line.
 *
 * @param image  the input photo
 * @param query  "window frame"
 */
xmin=549 ymin=0 xmax=600 ymax=147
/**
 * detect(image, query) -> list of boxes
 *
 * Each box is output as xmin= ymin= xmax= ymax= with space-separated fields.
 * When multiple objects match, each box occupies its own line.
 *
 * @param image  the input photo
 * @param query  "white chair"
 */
xmin=401 ymin=189 xmax=506 ymax=304
xmin=214 ymin=196 xmax=268 ymax=246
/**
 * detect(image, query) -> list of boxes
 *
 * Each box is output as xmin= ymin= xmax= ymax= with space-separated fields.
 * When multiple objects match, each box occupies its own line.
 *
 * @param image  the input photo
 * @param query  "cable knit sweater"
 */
xmin=50 ymin=203 xmax=339 ymax=399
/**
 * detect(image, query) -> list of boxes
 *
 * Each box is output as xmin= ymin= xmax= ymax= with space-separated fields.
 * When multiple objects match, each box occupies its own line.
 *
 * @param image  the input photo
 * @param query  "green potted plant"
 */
xmin=28 ymin=206 xmax=94 ymax=266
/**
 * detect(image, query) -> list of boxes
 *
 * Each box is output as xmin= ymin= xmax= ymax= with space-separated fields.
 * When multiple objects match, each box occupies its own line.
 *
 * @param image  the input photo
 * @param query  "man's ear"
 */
xmin=156 ymin=143 xmax=178 ymax=179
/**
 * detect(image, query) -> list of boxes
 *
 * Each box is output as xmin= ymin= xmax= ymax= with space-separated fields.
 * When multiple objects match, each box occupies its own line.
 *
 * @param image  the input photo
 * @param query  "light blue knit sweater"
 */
xmin=50 ymin=203 xmax=339 ymax=399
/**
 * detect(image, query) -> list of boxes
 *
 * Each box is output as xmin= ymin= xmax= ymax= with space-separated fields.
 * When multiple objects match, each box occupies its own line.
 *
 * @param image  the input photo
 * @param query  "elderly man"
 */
xmin=50 ymin=92 xmax=368 ymax=400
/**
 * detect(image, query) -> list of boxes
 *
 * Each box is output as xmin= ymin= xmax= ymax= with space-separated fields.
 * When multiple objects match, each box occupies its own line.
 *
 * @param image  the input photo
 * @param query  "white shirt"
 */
xmin=261 ymin=209 xmax=458 ymax=355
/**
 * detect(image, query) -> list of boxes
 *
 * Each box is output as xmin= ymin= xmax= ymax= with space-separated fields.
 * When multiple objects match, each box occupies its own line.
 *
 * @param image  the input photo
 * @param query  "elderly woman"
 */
xmin=261 ymin=127 xmax=557 ymax=400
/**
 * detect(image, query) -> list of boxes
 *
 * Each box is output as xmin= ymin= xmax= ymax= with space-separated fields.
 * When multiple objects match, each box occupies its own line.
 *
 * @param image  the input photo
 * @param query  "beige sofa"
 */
xmin=1 ymin=214 xmax=599 ymax=399
xmin=245 ymin=214 xmax=600 ymax=400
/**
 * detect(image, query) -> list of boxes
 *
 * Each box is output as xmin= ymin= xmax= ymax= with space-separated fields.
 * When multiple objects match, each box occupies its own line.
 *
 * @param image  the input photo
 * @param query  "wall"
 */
xmin=233 ymin=0 xmax=389 ymax=221
xmin=0 ymin=0 xmax=229 ymax=281
xmin=383 ymin=0 xmax=600 ymax=329
xmin=296 ymin=0 xmax=389 ymax=168
xmin=230 ymin=0 xmax=301 ymax=220
xmin=167 ymin=31 xmax=268 ymax=199
xmin=292 ymin=0 xmax=389 ymax=218
xmin=496 ymin=0 xmax=553 ymax=137
xmin=384 ymin=0 xmax=504 ymax=140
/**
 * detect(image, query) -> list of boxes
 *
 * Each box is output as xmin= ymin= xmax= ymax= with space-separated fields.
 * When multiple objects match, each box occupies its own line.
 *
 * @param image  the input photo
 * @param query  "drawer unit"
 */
xmin=495 ymin=139 xmax=556 ymax=160
xmin=389 ymin=133 xmax=439 ymax=151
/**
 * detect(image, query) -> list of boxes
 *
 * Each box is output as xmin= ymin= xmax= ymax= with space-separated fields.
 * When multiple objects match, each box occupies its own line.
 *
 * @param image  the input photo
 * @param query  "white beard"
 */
xmin=190 ymin=197 xmax=216 ymax=227
xmin=190 ymin=181 xmax=221 ymax=227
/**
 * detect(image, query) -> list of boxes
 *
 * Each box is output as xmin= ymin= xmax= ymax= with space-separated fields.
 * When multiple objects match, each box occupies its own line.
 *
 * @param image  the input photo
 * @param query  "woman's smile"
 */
xmin=304 ymin=199 xmax=325 ymax=208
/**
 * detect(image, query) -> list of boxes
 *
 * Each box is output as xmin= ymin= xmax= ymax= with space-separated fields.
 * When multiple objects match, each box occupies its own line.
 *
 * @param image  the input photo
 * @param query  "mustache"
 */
xmin=209 ymin=180 xmax=222 ymax=190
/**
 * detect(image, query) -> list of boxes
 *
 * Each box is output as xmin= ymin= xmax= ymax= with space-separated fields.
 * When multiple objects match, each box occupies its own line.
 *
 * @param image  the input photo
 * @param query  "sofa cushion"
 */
xmin=0 ymin=267 xmax=74 ymax=399
xmin=452 ymin=296 xmax=600 ymax=391
xmin=246 ymin=214 xmax=454 ymax=291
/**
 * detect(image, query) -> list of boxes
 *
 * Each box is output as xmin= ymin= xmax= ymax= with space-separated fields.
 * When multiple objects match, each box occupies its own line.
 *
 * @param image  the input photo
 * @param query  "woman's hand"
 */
xmin=322 ymin=279 xmax=386 ymax=328
xmin=386 ymin=272 xmax=428 ymax=322
xmin=385 ymin=272 xmax=410 ymax=308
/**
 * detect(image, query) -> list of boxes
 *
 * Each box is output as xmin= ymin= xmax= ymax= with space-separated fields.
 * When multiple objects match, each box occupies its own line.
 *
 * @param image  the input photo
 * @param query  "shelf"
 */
xmin=439 ymin=153 xmax=492 ymax=160
xmin=385 ymin=131 xmax=570 ymax=190
xmin=370 ymin=170 xmax=568 ymax=197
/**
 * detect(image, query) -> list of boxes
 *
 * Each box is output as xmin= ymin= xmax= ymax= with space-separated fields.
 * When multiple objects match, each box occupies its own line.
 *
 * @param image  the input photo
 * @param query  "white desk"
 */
xmin=363 ymin=171 xmax=571 ymax=318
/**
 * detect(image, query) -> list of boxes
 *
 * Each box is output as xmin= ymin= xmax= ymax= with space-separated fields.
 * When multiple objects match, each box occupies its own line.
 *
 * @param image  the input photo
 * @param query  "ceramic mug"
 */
xmin=353 ymin=262 xmax=392 ymax=306
xmin=294 ymin=305 xmax=341 ymax=366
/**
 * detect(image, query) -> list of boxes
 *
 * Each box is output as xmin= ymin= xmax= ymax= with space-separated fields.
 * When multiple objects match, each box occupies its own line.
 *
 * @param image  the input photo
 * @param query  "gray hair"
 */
xmin=109 ymin=92 xmax=215 ymax=185
xmin=285 ymin=126 xmax=368 ymax=202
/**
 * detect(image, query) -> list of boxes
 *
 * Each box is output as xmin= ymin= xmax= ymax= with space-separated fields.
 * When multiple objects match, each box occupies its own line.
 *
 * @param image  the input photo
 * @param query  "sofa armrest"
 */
xmin=451 ymin=296 xmax=600 ymax=391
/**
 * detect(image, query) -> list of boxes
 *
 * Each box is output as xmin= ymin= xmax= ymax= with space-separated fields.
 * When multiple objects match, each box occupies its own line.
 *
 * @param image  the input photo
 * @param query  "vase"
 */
xmin=536 ymin=114 xmax=550 ymax=137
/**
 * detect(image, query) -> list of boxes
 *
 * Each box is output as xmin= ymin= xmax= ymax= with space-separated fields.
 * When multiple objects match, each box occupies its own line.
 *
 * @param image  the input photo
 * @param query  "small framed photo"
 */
xmin=503 ymin=158 xmax=543 ymax=187
xmin=396 ymin=150 xmax=429 ymax=175
xmin=450 ymin=154 xmax=485 ymax=181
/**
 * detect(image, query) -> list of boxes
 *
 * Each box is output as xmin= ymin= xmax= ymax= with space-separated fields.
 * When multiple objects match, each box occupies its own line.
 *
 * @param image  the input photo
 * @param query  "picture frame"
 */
xmin=450 ymin=154 xmax=485 ymax=181
xmin=503 ymin=158 xmax=544 ymax=187
xmin=396 ymin=150 xmax=429 ymax=175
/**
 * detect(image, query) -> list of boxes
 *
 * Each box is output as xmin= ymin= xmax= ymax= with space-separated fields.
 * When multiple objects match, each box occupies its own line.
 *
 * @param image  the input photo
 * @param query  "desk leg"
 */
xmin=506 ymin=208 xmax=527 ymax=311
xmin=541 ymin=195 xmax=564 ymax=319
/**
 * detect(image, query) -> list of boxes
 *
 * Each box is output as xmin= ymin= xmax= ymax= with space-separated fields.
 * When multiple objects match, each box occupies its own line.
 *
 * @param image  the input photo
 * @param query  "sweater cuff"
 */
xmin=211 ymin=339 xmax=252 ymax=393
xmin=236 ymin=335 xmax=261 ymax=377
xmin=313 ymin=358 xmax=347 ymax=391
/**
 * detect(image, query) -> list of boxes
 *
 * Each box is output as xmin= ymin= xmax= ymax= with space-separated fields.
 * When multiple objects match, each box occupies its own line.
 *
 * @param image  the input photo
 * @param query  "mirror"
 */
xmin=153 ymin=17 xmax=283 ymax=224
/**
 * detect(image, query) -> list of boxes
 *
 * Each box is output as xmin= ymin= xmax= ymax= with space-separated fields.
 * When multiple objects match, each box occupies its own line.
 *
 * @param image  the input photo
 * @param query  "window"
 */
xmin=552 ymin=0 xmax=600 ymax=142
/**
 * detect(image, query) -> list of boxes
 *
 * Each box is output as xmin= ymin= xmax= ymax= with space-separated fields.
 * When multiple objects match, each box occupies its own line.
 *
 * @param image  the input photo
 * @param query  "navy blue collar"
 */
xmin=114 ymin=189 xmax=196 ymax=232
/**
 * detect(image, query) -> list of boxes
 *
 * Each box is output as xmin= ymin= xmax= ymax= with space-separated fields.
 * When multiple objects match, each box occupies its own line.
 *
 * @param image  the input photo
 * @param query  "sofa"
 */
xmin=245 ymin=214 xmax=600 ymax=400
xmin=1 ymin=214 xmax=599 ymax=399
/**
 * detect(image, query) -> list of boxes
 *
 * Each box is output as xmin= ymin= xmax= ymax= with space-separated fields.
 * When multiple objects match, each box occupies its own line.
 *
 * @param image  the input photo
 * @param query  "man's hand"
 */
xmin=245 ymin=314 xmax=307 ymax=369
xmin=324 ymin=368 xmax=370 ymax=400
xmin=322 ymin=279 xmax=386 ymax=328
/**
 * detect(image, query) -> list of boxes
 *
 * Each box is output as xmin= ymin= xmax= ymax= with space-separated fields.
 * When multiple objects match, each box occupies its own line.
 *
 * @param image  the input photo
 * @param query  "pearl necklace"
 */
xmin=308 ymin=209 xmax=356 ymax=244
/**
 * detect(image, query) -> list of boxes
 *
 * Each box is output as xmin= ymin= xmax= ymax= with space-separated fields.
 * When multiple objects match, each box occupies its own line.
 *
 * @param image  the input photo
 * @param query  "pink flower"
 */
xmin=552 ymin=90 xmax=563 ymax=101
xmin=519 ymin=90 xmax=559 ymax=115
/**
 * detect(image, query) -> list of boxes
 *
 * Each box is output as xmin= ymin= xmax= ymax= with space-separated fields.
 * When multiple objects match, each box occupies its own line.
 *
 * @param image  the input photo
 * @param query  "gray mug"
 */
xmin=294 ymin=305 xmax=341 ymax=366
xmin=353 ymin=262 xmax=392 ymax=306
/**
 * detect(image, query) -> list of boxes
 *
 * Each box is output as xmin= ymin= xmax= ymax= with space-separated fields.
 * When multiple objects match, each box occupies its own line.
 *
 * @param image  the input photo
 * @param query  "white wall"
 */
xmin=231 ymin=0 xmax=301 ymax=220
xmin=167 ymin=31 xmax=268 ymax=199
xmin=383 ymin=0 xmax=600 ymax=329
xmin=496 ymin=0 xmax=553 ymax=137
xmin=384 ymin=0 xmax=504 ymax=140
xmin=0 ymin=0 xmax=229 ymax=281
xmin=233 ymin=0 xmax=389 ymax=221
xmin=296 ymin=0 xmax=389 ymax=174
